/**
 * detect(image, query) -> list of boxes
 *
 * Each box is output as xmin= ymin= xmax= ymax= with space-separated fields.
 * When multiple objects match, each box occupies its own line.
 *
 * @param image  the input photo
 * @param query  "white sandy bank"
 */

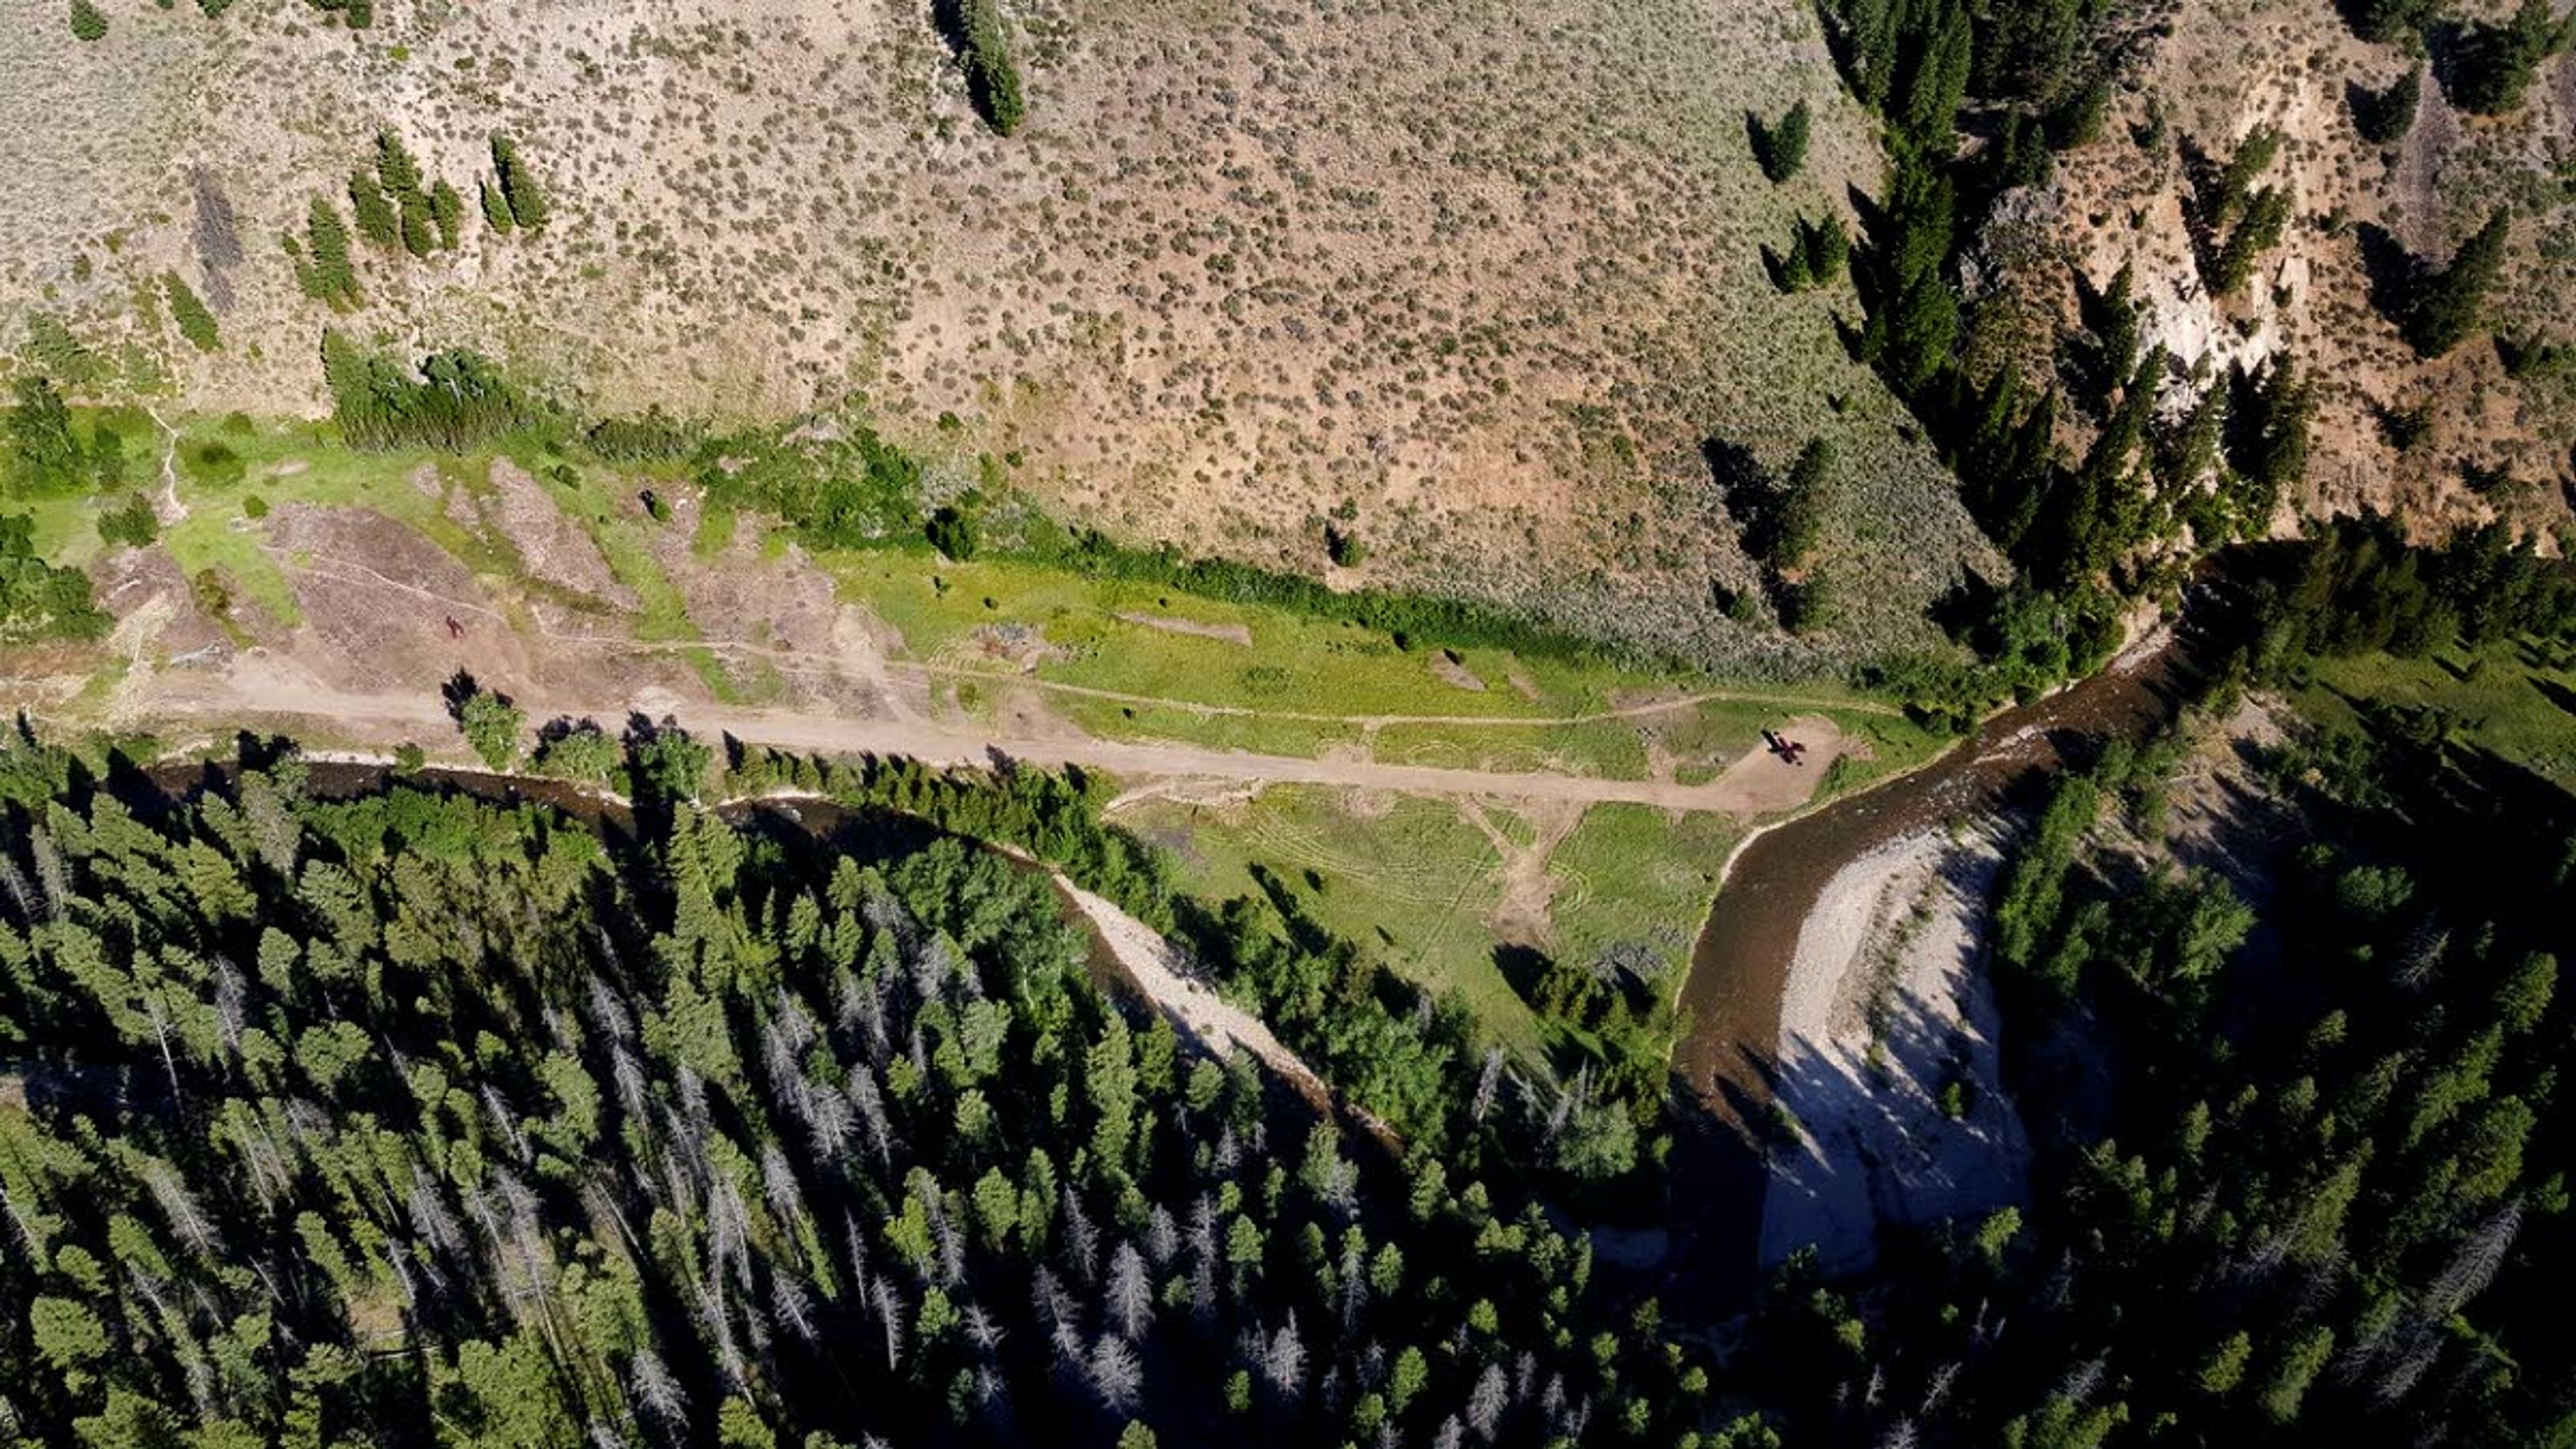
xmin=1757 ymin=826 xmax=2031 ymax=1273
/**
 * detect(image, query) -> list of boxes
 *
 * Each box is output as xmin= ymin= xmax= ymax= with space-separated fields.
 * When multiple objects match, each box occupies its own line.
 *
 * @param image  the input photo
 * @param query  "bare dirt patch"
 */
xmin=1703 ymin=714 xmax=1851 ymax=814
xmin=482 ymin=460 xmax=637 ymax=611
xmin=1116 ymin=612 xmax=1252 ymax=647
xmin=1429 ymin=651 xmax=1488 ymax=692
xmin=1458 ymin=798 xmax=1587 ymax=944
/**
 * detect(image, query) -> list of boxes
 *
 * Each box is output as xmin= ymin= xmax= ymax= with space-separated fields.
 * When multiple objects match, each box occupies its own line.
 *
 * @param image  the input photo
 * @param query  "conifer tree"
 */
xmin=2445 ymin=0 xmax=2573 ymax=115
xmin=299 ymin=198 xmax=362 ymax=308
xmin=954 ymin=0 xmax=1026 ymax=136
xmin=1755 ymin=100 xmax=1813 ymax=182
xmin=2406 ymin=207 xmax=2511 ymax=357
xmin=163 ymin=273 xmax=221 ymax=352
xmin=429 ymin=179 xmax=465 ymax=250
xmin=2353 ymin=65 xmax=2422 ymax=144
xmin=479 ymin=178 xmax=516 ymax=235
xmin=347 ymin=169 xmax=399 ymax=250
xmin=491 ymin=136 xmax=548 ymax=230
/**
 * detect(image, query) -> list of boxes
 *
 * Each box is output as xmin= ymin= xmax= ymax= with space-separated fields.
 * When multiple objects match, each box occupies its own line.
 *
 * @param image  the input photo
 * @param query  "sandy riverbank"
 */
xmin=1756 ymin=825 xmax=2031 ymax=1273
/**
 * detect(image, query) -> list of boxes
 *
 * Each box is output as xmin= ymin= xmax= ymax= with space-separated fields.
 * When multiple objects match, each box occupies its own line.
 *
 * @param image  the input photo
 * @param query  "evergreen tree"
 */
xmin=2212 ymin=186 xmax=2292 ymax=295
xmin=479 ymin=177 xmax=517 ymax=235
xmin=491 ymin=136 xmax=548 ymax=231
xmin=1768 ymin=438 xmax=1837 ymax=570
xmin=347 ymin=168 xmax=400 ymax=250
xmin=163 ymin=272 xmax=221 ymax=352
xmin=2341 ymin=0 xmax=2438 ymax=45
xmin=1754 ymin=99 xmax=1813 ymax=182
xmin=952 ymin=0 xmax=1027 ymax=137
xmin=1801 ymin=213 xmax=1850 ymax=286
xmin=69 ymin=0 xmax=106 ymax=40
xmin=2444 ymin=0 xmax=2573 ymax=115
xmin=2353 ymin=64 xmax=2422 ymax=144
xmin=297 ymin=197 xmax=362 ymax=309
xmin=374 ymin=129 xmax=422 ymax=196
xmin=2406 ymin=207 xmax=2512 ymax=357
xmin=429 ymin=179 xmax=465 ymax=250
xmin=398 ymin=188 xmax=437 ymax=258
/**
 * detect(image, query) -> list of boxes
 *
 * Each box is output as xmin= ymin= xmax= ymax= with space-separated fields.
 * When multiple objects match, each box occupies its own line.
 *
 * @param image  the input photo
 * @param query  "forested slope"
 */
xmin=1738 ymin=535 xmax=2576 ymax=1443
xmin=0 ymin=741 xmax=1705 ymax=1446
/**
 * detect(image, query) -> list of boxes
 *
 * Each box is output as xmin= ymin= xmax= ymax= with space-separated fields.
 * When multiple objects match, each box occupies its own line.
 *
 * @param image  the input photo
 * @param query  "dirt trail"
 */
xmin=102 ymin=651 xmax=1853 ymax=814
xmin=1054 ymin=879 xmax=1337 ymax=1108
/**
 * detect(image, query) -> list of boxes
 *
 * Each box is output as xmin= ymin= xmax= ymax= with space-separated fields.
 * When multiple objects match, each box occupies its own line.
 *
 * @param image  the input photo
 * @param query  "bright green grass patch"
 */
xmin=1047 ymin=693 xmax=1371 ymax=759
xmin=818 ymin=548 xmax=1669 ymax=720
xmin=2298 ymin=638 xmax=2576 ymax=795
xmin=692 ymin=500 xmax=739 ymax=558
xmin=1124 ymin=786 xmax=1542 ymax=1050
xmin=1124 ymin=787 xmax=1752 ymax=1059
xmin=1548 ymin=804 xmax=1741 ymax=991
xmin=1366 ymin=716 xmax=1654 ymax=780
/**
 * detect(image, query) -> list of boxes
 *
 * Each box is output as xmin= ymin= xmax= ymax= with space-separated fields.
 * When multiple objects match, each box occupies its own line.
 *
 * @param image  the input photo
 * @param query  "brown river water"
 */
xmin=1659 ymin=584 xmax=2235 ymax=1314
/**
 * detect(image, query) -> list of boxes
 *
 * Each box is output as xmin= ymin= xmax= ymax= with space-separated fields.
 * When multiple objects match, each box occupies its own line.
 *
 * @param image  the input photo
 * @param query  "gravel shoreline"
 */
xmin=1757 ymin=826 xmax=2031 ymax=1272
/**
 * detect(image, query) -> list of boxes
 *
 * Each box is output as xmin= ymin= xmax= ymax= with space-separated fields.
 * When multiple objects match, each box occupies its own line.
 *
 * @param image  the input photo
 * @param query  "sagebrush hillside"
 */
xmin=0 ymin=0 xmax=1998 ymax=664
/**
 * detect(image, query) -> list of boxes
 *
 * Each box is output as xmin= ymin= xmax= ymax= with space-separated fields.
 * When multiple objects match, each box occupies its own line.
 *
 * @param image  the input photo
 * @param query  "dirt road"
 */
xmin=109 ymin=652 xmax=1854 ymax=815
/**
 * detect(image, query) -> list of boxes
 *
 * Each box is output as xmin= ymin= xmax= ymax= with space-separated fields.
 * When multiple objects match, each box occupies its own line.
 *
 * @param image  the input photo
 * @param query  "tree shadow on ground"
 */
xmin=2353 ymin=221 xmax=2422 ymax=329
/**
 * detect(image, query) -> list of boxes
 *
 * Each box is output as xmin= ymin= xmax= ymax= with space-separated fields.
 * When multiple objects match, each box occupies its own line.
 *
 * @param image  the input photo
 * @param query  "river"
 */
xmin=1659 ymin=586 xmax=2233 ymax=1313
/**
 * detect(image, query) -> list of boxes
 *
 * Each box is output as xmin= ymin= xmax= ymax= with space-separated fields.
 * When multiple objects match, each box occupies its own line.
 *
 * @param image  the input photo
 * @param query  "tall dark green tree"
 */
xmin=2353 ymin=64 xmax=2422 ymax=144
xmin=2443 ymin=0 xmax=2573 ymax=115
xmin=1754 ymin=99 xmax=1813 ymax=182
xmin=491 ymin=136 xmax=548 ymax=231
xmin=2406 ymin=207 xmax=2512 ymax=357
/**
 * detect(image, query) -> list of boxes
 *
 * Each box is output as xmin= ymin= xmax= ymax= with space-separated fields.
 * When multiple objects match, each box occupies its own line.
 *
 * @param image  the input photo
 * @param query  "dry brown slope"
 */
xmin=0 ymin=0 xmax=1992 ymax=662
xmin=2012 ymin=0 xmax=2576 ymax=545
